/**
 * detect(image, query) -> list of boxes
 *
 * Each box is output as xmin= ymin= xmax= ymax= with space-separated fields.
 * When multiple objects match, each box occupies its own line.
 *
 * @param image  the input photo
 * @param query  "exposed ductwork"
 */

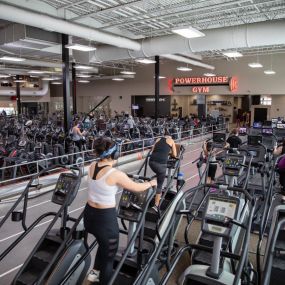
xmin=0 ymin=81 xmax=49 ymax=96
xmin=0 ymin=59 xmax=63 ymax=69
xmin=91 ymin=20 xmax=285 ymax=65
xmin=0 ymin=3 xmax=141 ymax=51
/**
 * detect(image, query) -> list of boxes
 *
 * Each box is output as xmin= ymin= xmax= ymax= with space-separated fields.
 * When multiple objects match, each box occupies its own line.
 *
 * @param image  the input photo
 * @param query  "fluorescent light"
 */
xmin=248 ymin=62 xmax=263 ymax=68
xmin=222 ymin=51 xmax=243 ymax=58
xmin=51 ymin=81 xmax=62 ymax=85
xmin=0 ymin=56 xmax=26 ymax=62
xmin=30 ymin=75 xmax=39 ymax=78
xmin=153 ymin=76 xmax=166 ymax=79
xmin=112 ymin=78 xmax=125 ymax=81
xmin=177 ymin=66 xmax=192 ymax=71
xmin=14 ymin=80 xmax=27 ymax=83
xmin=74 ymin=65 xmax=93 ymax=70
xmin=0 ymin=74 xmax=10 ymax=78
xmin=78 ymin=80 xmax=90 ymax=83
xmin=42 ymin=77 xmax=61 ymax=81
xmin=28 ymin=70 xmax=46 ymax=74
xmin=135 ymin=58 xmax=156 ymax=64
xmin=77 ymin=74 xmax=92 ymax=78
xmin=204 ymin=73 xmax=216 ymax=77
xmin=65 ymin=44 xmax=96 ymax=52
xmin=120 ymin=70 xmax=136 ymax=75
xmin=264 ymin=70 xmax=276 ymax=75
xmin=171 ymin=26 xmax=205 ymax=38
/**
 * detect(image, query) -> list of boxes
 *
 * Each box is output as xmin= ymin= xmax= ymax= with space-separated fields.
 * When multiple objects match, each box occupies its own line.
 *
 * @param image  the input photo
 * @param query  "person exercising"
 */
xmin=84 ymin=137 xmax=157 ymax=284
xmin=149 ymin=129 xmax=177 ymax=212
xmin=274 ymin=138 xmax=285 ymax=204
xmin=72 ymin=119 xmax=85 ymax=150
xmin=226 ymin=128 xmax=242 ymax=149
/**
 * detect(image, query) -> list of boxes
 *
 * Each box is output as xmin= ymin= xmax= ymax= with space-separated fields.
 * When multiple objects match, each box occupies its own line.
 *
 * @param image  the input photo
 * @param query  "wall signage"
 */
xmin=145 ymin=98 xmax=166 ymax=102
xmin=171 ymin=76 xmax=238 ymax=93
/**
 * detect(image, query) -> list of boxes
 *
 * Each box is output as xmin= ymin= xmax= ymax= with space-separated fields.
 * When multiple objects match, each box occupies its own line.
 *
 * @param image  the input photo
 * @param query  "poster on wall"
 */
xmin=131 ymin=95 xmax=171 ymax=117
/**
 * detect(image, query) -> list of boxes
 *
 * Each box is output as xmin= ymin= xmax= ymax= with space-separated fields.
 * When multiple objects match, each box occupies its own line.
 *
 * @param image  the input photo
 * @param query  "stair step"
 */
xmin=16 ymin=271 xmax=39 ymax=285
xmin=34 ymin=249 xmax=55 ymax=263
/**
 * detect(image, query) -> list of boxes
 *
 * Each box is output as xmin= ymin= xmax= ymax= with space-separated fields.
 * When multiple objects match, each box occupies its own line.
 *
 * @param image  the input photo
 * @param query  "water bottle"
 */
xmin=177 ymin=172 xmax=184 ymax=188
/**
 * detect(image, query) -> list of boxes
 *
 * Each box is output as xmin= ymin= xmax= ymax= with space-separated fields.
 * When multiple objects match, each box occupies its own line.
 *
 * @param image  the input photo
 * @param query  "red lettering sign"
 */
xmin=192 ymin=86 xmax=210 ymax=93
xmin=229 ymin=77 xmax=238 ymax=92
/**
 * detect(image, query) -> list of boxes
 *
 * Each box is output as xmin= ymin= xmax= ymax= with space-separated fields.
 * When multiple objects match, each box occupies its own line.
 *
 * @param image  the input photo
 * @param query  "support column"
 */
xmin=197 ymin=94 xmax=206 ymax=119
xmin=16 ymin=75 xmax=21 ymax=116
xmin=62 ymin=34 xmax=71 ymax=134
xmin=154 ymin=55 xmax=160 ymax=122
xmin=72 ymin=62 xmax=77 ymax=115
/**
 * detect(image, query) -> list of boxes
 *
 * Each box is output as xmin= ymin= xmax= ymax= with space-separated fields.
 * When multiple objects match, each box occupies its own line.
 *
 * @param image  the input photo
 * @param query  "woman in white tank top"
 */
xmin=84 ymin=137 xmax=157 ymax=284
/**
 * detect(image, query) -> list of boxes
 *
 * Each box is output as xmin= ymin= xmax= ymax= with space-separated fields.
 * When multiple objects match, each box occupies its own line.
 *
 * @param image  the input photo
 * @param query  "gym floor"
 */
xmin=0 ymin=137 xmax=266 ymax=284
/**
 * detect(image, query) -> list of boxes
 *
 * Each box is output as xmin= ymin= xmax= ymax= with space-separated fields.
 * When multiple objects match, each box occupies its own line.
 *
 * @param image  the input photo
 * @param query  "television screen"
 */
xmin=132 ymin=104 xmax=139 ymax=110
xmin=277 ymin=123 xmax=285 ymax=129
xmin=253 ymin=122 xmax=262 ymax=128
xmin=213 ymin=132 xmax=226 ymax=143
xmin=272 ymin=118 xmax=278 ymax=123
xmin=239 ymin=127 xmax=247 ymax=134
xmin=262 ymin=128 xmax=273 ymax=135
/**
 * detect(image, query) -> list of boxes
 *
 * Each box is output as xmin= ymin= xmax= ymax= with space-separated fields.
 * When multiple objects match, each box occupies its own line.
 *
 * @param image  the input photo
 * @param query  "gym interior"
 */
xmin=0 ymin=1 xmax=285 ymax=285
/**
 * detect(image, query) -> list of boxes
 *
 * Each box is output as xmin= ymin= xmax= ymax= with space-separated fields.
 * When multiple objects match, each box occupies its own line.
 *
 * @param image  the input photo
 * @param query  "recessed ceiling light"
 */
xmin=0 ymin=74 xmax=10 ymax=78
xmin=51 ymin=81 xmax=62 ymax=85
xmin=222 ymin=51 xmax=243 ymax=58
xmin=30 ymin=75 xmax=40 ymax=78
xmin=153 ymin=76 xmax=166 ymax=79
xmin=74 ymin=65 xmax=94 ymax=70
xmin=14 ymin=80 xmax=27 ymax=83
xmin=264 ymin=70 xmax=276 ymax=75
xmin=248 ymin=62 xmax=263 ymax=68
xmin=177 ymin=66 xmax=192 ymax=71
xmin=78 ymin=80 xmax=90 ymax=83
xmin=112 ymin=78 xmax=125 ymax=81
xmin=0 ymin=56 xmax=26 ymax=62
xmin=204 ymin=73 xmax=216 ymax=77
xmin=42 ymin=77 xmax=61 ymax=81
xmin=77 ymin=74 xmax=92 ymax=78
xmin=28 ymin=70 xmax=46 ymax=74
xmin=135 ymin=58 xmax=156 ymax=64
xmin=65 ymin=44 xmax=96 ymax=52
xmin=120 ymin=70 xmax=136 ymax=75
xmin=171 ymin=26 xmax=205 ymax=38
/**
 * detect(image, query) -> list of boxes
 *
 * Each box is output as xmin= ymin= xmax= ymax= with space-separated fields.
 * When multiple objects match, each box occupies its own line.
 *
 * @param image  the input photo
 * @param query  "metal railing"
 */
xmin=0 ymin=123 xmax=228 ymax=187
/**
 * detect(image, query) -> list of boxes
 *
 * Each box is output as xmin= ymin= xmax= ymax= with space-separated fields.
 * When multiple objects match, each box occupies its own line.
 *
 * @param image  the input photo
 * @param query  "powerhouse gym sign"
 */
xmin=171 ymin=76 xmax=238 ymax=93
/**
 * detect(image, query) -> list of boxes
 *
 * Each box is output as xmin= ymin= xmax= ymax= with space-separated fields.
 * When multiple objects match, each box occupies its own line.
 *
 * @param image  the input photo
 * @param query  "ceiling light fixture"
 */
xmin=14 ymin=80 xmax=27 ymax=83
xmin=153 ymin=76 xmax=166 ymax=79
xmin=135 ymin=58 xmax=156 ymax=64
xmin=77 ymin=74 xmax=92 ymax=78
xmin=264 ymin=70 xmax=276 ymax=75
xmin=78 ymin=80 xmax=90 ymax=83
xmin=0 ymin=56 xmax=26 ymax=62
xmin=112 ymin=78 xmax=125 ymax=81
xmin=120 ymin=70 xmax=136 ymax=75
xmin=51 ymin=81 xmax=62 ymax=85
xmin=0 ymin=74 xmax=10 ymax=78
xmin=42 ymin=77 xmax=61 ymax=81
xmin=171 ymin=26 xmax=205 ymax=38
xmin=65 ymin=44 xmax=96 ymax=52
xmin=74 ymin=65 xmax=94 ymax=70
xmin=204 ymin=73 xmax=216 ymax=77
xmin=222 ymin=51 xmax=243 ymax=58
xmin=248 ymin=62 xmax=263 ymax=68
xmin=30 ymin=75 xmax=40 ymax=78
xmin=177 ymin=66 xmax=192 ymax=71
xmin=28 ymin=70 xmax=46 ymax=74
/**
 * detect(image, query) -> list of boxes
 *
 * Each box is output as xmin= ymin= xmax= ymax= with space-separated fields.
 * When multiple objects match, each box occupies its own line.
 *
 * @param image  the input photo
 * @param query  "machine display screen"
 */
xmin=224 ymin=157 xmax=241 ymax=169
xmin=277 ymin=123 xmax=285 ymax=129
xmin=272 ymin=118 xmax=278 ymax=123
xmin=206 ymin=198 xmax=237 ymax=221
xmin=239 ymin=127 xmax=247 ymax=134
xmin=213 ymin=132 xmax=226 ymax=143
xmin=253 ymin=122 xmax=262 ymax=128
xmin=248 ymin=135 xmax=262 ymax=146
xmin=262 ymin=128 xmax=273 ymax=135
xmin=248 ymin=150 xmax=258 ymax=157
xmin=132 ymin=104 xmax=139 ymax=110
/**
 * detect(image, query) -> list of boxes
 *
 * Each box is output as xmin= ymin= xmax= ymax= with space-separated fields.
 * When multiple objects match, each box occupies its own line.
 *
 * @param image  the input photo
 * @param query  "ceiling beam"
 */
xmin=58 ymin=0 xmax=87 ymax=10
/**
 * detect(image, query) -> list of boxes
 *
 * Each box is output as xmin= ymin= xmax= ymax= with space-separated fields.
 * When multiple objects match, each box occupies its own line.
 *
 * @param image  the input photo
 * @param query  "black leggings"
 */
xmin=149 ymin=160 xmax=167 ymax=194
xmin=84 ymin=204 xmax=119 ymax=285
xmin=279 ymin=169 xmax=285 ymax=195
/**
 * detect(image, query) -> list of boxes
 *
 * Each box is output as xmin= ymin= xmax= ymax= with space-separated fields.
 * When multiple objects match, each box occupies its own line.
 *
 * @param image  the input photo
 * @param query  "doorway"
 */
xmin=254 ymin=108 xmax=267 ymax=122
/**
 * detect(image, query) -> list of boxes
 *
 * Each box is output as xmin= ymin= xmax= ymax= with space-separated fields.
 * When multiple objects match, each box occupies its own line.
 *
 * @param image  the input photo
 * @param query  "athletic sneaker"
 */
xmin=152 ymin=205 xmax=159 ymax=213
xmin=87 ymin=269 xmax=100 ymax=282
xmin=209 ymin=188 xmax=218 ymax=193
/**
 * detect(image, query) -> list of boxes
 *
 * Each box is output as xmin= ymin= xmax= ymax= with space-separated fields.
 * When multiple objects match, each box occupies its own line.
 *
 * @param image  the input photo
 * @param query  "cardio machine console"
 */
xmin=202 ymin=195 xmax=239 ymax=238
xmin=118 ymin=186 xmax=151 ymax=223
xmin=223 ymin=154 xmax=245 ymax=176
xmin=51 ymin=173 xmax=81 ymax=206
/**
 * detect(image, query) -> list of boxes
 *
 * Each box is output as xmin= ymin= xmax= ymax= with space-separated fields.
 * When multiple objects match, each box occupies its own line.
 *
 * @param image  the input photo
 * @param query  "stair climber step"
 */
xmin=144 ymin=220 xmax=157 ymax=238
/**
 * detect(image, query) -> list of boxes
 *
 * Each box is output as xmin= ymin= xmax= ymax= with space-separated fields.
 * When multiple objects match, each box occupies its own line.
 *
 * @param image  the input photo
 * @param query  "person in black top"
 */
xmin=149 ymin=130 xmax=177 ymax=211
xmin=227 ymin=128 xmax=242 ymax=149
